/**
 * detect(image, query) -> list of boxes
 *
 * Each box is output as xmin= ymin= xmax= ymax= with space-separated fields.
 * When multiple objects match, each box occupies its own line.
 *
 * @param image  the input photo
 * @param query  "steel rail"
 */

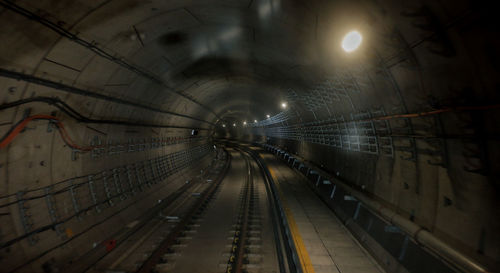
xmin=6 ymin=149 xmax=216 ymax=273
xmin=70 ymin=177 xmax=199 ymax=273
xmin=225 ymin=152 xmax=253 ymax=273
xmin=231 ymin=144 xmax=298 ymax=273
xmin=235 ymin=154 xmax=252 ymax=273
xmin=74 ymin=155 xmax=226 ymax=273
xmin=135 ymin=149 xmax=232 ymax=273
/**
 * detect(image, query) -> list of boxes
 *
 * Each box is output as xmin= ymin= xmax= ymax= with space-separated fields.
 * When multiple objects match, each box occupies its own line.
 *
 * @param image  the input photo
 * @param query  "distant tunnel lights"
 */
xmin=342 ymin=31 xmax=362 ymax=52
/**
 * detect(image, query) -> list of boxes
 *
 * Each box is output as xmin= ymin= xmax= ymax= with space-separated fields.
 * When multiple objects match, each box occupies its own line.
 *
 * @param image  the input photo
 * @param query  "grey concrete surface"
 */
xmin=262 ymin=153 xmax=383 ymax=273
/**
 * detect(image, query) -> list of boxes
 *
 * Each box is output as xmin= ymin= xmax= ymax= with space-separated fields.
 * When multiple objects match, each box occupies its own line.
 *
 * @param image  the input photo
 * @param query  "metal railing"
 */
xmin=0 ymin=144 xmax=214 ymax=249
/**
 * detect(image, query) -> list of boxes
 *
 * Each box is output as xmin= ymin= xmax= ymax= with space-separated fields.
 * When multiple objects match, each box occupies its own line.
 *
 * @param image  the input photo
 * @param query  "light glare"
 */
xmin=281 ymin=102 xmax=287 ymax=108
xmin=233 ymin=123 xmax=236 ymax=127
xmin=266 ymin=114 xmax=270 ymax=118
xmin=342 ymin=31 xmax=362 ymax=52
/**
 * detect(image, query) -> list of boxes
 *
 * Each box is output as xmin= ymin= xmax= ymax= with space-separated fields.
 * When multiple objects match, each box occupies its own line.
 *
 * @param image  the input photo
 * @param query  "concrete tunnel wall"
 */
xmin=0 ymin=0 xmax=499 ymax=272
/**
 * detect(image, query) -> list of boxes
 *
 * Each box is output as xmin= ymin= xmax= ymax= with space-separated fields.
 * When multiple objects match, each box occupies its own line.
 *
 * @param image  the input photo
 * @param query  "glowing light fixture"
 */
xmin=342 ymin=31 xmax=362 ymax=53
xmin=266 ymin=114 xmax=270 ymax=118
xmin=233 ymin=123 xmax=236 ymax=127
xmin=254 ymin=120 xmax=257 ymax=123
xmin=281 ymin=102 xmax=287 ymax=108
xmin=222 ymin=124 xmax=226 ymax=127
xmin=243 ymin=121 xmax=247 ymax=125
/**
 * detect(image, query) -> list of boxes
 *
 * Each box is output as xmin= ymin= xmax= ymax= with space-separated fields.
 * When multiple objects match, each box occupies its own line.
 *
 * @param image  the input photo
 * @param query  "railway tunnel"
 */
xmin=0 ymin=0 xmax=499 ymax=272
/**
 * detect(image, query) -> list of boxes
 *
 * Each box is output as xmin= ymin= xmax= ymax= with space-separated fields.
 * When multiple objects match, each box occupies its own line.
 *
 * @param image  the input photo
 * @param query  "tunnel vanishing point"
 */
xmin=0 ymin=1 xmax=499 ymax=273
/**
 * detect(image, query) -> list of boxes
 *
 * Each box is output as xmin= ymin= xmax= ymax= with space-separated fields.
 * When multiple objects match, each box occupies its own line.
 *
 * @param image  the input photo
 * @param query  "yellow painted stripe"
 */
xmin=268 ymin=166 xmax=316 ymax=273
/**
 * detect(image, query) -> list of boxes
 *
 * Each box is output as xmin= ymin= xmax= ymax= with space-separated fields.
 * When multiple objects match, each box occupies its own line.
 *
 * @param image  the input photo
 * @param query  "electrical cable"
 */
xmin=0 ymin=0 xmax=220 ymax=119
xmin=365 ymin=104 xmax=500 ymax=121
xmin=294 ymin=104 xmax=500 ymax=128
xmin=0 ymin=113 xmax=208 ymax=152
xmin=0 ymin=68 xmax=215 ymax=125
xmin=0 ymin=96 xmax=211 ymax=130
xmin=0 ymin=96 xmax=212 ymax=151
xmin=0 ymin=114 xmax=95 ymax=151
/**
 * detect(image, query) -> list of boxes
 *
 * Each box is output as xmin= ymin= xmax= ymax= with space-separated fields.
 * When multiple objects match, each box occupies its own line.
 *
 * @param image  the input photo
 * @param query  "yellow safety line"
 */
xmin=268 ymin=166 xmax=316 ymax=273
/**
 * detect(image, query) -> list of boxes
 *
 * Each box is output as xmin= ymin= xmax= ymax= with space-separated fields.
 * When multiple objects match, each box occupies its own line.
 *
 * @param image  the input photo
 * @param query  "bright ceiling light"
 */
xmin=222 ymin=124 xmax=226 ymax=127
xmin=243 ymin=121 xmax=247 ymax=125
xmin=266 ymin=114 xmax=270 ymax=118
xmin=281 ymin=102 xmax=287 ymax=108
xmin=233 ymin=123 xmax=236 ymax=127
xmin=342 ymin=31 xmax=362 ymax=53
xmin=254 ymin=120 xmax=257 ymax=123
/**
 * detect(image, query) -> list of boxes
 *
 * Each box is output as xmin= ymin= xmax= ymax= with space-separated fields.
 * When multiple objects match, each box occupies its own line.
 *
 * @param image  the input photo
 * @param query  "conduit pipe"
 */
xmin=356 ymin=194 xmax=488 ymax=273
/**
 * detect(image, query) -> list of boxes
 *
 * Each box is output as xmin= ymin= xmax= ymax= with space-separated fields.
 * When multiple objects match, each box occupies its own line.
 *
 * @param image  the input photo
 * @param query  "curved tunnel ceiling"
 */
xmin=1 ymin=0 xmax=319 ymax=126
xmin=0 ymin=0 xmax=386 ymax=128
xmin=0 ymin=0 xmax=499 ymax=272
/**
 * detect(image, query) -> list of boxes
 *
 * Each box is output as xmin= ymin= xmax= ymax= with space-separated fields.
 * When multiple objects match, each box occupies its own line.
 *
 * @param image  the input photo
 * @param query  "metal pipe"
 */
xmin=347 ymin=190 xmax=489 ymax=273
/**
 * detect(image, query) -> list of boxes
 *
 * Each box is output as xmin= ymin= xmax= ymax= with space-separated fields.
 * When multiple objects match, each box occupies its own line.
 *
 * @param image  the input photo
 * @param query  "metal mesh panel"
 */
xmin=250 ymin=111 xmax=393 ymax=157
xmin=252 ymin=110 xmax=295 ymax=127
xmin=0 ymin=144 xmax=215 ymax=245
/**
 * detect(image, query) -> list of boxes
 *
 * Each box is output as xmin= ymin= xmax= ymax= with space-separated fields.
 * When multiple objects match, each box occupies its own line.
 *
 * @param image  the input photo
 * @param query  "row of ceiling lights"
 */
xmin=221 ymin=102 xmax=287 ymax=127
xmin=221 ymin=31 xmax=362 ymax=129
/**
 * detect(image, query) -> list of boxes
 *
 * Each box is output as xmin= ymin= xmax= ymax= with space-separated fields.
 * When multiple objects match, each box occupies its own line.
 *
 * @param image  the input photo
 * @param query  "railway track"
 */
xmin=81 ymin=146 xmax=301 ymax=273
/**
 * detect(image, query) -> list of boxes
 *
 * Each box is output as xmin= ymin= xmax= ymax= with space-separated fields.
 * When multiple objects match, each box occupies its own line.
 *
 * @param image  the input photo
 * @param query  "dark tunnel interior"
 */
xmin=0 ymin=0 xmax=499 ymax=273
